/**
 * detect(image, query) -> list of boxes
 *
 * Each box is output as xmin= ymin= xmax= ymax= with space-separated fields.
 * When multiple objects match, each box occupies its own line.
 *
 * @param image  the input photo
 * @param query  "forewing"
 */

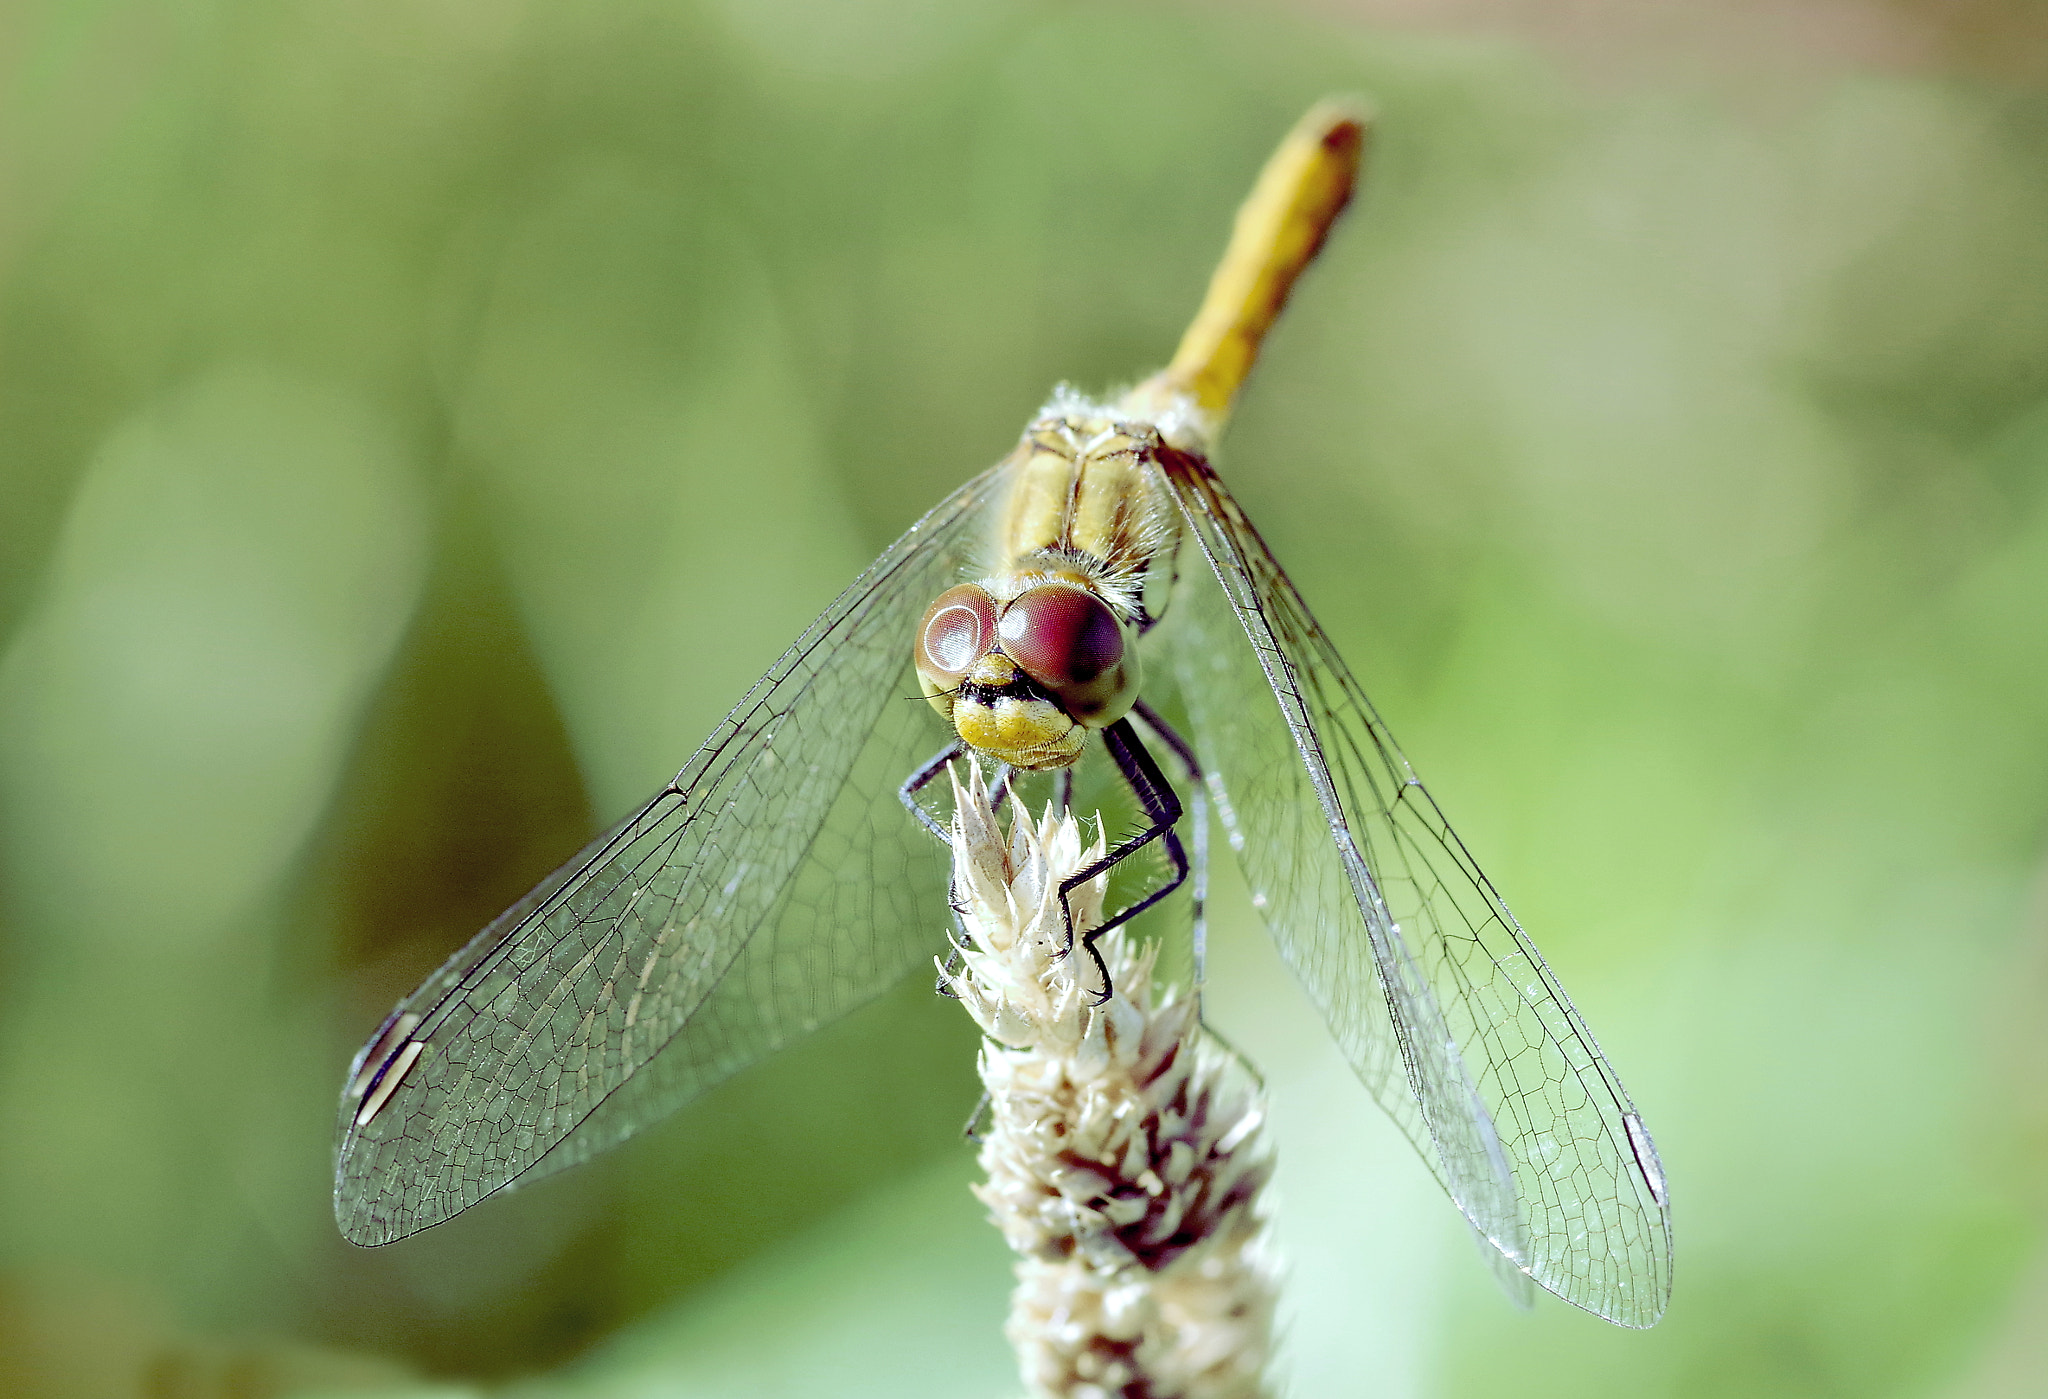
xmin=334 ymin=468 xmax=999 ymax=1245
xmin=1155 ymin=448 xmax=1672 ymax=1328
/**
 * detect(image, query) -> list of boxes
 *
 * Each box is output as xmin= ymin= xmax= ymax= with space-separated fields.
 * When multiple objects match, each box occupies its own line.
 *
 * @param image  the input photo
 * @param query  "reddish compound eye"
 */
xmin=996 ymin=584 xmax=1136 ymax=723
xmin=915 ymin=585 xmax=998 ymax=682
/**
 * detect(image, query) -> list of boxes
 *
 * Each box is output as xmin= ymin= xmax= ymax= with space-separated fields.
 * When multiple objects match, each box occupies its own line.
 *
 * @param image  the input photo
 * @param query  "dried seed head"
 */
xmin=940 ymin=765 xmax=1278 ymax=1399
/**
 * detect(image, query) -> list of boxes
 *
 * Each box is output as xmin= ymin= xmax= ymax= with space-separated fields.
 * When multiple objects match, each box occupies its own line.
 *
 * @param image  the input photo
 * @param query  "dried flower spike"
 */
xmin=939 ymin=765 xmax=1277 ymax=1399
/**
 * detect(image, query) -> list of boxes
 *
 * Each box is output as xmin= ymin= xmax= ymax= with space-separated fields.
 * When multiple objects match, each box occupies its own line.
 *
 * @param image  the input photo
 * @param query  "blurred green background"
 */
xmin=5 ymin=1 xmax=2048 ymax=1395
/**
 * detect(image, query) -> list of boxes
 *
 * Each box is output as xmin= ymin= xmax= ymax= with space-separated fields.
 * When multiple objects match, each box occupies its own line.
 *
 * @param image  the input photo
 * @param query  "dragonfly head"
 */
xmin=915 ymin=580 xmax=1140 ymax=771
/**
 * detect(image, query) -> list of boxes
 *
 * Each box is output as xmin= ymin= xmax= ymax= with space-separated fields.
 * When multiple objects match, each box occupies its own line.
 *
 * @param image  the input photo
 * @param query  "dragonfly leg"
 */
xmin=987 ymin=760 xmax=1016 ymax=817
xmin=900 ymin=740 xmax=967 ymax=842
xmin=961 ymin=1089 xmax=993 ymax=1144
xmin=931 ymin=880 xmax=979 ymax=999
xmin=901 ymin=741 xmax=1014 ymax=826
xmin=1127 ymin=702 xmax=1257 ymax=1080
xmin=902 ymin=740 xmax=979 ymax=995
xmin=1133 ymin=699 xmax=1209 ymax=1002
xmin=1057 ymin=718 xmax=1187 ymax=1004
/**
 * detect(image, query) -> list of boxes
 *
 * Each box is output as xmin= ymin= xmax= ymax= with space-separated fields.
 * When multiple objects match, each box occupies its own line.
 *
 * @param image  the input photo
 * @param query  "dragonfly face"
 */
xmin=912 ymin=580 xmax=1130 ymax=770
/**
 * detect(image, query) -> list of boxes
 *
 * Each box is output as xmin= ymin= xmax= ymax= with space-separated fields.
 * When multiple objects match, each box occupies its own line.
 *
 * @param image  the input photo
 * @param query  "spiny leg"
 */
xmin=1057 ymin=717 xmax=1187 ymax=1004
xmin=1133 ymin=699 xmax=1209 ymax=1001
xmin=961 ymin=1090 xmax=993 ymax=1144
xmin=903 ymin=742 xmax=1018 ymax=830
xmin=902 ymin=740 xmax=982 ymax=994
xmin=1130 ymin=700 xmax=1256 ymax=1081
xmin=900 ymin=739 xmax=966 ymax=843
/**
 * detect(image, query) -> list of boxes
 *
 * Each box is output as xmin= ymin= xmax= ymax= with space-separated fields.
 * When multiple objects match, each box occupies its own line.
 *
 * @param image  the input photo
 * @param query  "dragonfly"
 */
xmin=335 ymin=101 xmax=1673 ymax=1329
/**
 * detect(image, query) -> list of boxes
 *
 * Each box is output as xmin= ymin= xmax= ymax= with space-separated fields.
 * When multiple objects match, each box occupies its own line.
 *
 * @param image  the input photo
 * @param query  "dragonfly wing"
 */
xmin=334 ymin=467 xmax=1000 ymax=1246
xmin=1155 ymin=448 xmax=1672 ymax=1328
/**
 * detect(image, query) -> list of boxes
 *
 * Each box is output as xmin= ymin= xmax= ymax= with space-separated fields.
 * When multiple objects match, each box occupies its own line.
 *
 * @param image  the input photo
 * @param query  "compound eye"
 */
xmin=998 ymin=584 xmax=1126 ymax=694
xmin=916 ymin=585 xmax=997 ymax=682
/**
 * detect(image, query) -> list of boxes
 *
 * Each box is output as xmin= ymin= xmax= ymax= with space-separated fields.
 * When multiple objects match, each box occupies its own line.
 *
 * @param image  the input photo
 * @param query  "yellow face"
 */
xmin=914 ymin=580 xmax=1140 ymax=771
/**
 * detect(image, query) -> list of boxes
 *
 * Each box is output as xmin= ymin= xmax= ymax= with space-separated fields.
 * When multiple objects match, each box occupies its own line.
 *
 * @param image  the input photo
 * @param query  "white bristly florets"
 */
xmin=937 ymin=766 xmax=1277 ymax=1399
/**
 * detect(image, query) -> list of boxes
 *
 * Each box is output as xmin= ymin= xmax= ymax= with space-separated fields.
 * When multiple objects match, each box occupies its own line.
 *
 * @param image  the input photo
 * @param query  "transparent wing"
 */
xmin=333 ymin=467 xmax=1001 ymax=1246
xmin=1155 ymin=447 xmax=1672 ymax=1328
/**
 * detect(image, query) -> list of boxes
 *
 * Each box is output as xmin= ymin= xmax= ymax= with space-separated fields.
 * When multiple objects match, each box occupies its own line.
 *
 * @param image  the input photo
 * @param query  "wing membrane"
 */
xmin=1156 ymin=448 xmax=1672 ymax=1328
xmin=334 ymin=468 xmax=999 ymax=1245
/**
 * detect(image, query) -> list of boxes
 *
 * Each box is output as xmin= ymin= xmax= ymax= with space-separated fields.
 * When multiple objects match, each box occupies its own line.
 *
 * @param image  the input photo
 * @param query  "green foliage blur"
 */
xmin=3 ymin=1 xmax=2047 ymax=1396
